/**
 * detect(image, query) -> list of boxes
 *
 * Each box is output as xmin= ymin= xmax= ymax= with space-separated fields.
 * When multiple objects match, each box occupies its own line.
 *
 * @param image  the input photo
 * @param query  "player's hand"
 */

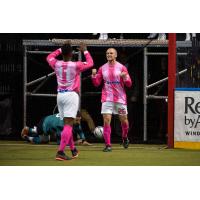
xmin=77 ymin=42 xmax=87 ymax=52
xmin=120 ymin=72 xmax=127 ymax=79
xmin=92 ymin=69 xmax=97 ymax=76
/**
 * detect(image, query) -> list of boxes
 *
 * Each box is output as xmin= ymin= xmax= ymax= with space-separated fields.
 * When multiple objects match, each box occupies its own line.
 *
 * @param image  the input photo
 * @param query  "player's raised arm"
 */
xmin=76 ymin=42 xmax=94 ymax=72
xmin=120 ymin=66 xmax=132 ymax=87
xmin=91 ymin=67 xmax=103 ymax=87
xmin=46 ymin=48 xmax=62 ymax=69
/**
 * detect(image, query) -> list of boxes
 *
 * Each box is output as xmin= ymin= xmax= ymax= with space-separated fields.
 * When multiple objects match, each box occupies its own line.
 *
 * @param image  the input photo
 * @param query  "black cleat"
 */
xmin=71 ymin=148 xmax=79 ymax=158
xmin=103 ymin=146 xmax=112 ymax=152
xmin=56 ymin=151 xmax=72 ymax=161
xmin=122 ymin=138 xmax=130 ymax=149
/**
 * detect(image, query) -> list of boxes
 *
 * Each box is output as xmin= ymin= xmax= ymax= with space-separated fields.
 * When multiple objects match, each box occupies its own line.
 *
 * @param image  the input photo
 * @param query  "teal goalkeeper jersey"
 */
xmin=42 ymin=114 xmax=64 ymax=136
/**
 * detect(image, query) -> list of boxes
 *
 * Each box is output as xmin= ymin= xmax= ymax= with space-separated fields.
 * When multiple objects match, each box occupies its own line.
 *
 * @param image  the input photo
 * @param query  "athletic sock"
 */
xmin=68 ymin=134 xmax=75 ymax=150
xmin=58 ymin=125 xmax=72 ymax=152
xmin=103 ymin=125 xmax=111 ymax=146
xmin=121 ymin=122 xmax=129 ymax=139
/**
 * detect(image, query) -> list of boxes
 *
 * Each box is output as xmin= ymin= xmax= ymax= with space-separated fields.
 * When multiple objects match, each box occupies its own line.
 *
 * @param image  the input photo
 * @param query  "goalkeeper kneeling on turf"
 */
xmin=21 ymin=113 xmax=92 ymax=145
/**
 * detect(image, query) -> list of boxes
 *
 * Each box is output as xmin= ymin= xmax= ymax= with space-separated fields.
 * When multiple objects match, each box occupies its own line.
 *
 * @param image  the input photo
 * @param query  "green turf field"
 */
xmin=0 ymin=141 xmax=200 ymax=166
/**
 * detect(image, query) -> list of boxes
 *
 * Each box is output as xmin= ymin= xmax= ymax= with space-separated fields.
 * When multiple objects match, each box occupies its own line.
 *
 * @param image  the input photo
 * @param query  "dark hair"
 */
xmin=61 ymin=43 xmax=73 ymax=56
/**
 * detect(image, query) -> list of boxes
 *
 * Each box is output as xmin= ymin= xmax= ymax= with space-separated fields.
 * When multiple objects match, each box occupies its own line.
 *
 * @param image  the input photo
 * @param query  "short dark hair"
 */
xmin=61 ymin=43 xmax=73 ymax=56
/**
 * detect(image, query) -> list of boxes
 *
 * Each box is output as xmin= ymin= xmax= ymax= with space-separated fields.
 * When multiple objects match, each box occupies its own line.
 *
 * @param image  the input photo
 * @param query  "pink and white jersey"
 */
xmin=47 ymin=48 xmax=93 ymax=93
xmin=92 ymin=61 xmax=132 ymax=105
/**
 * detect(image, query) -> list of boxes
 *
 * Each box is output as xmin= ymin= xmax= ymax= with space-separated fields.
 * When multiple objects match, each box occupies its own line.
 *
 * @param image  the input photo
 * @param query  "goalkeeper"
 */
xmin=21 ymin=113 xmax=92 ymax=145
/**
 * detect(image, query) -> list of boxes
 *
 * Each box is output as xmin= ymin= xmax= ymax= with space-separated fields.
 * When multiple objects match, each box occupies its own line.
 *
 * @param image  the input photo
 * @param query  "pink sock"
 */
xmin=103 ymin=125 xmax=111 ymax=146
xmin=58 ymin=125 xmax=72 ymax=152
xmin=68 ymin=134 xmax=75 ymax=150
xmin=121 ymin=122 xmax=129 ymax=139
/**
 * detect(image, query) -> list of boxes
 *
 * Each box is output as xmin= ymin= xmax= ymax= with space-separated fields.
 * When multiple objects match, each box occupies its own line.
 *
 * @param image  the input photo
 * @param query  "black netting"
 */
xmin=176 ymin=37 xmax=200 ymax=88
xmin=0 ymin=98 xmax=12 ymax=136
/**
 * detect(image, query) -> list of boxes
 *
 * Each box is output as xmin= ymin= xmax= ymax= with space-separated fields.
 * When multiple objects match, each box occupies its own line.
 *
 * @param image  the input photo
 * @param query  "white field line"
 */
xmin=0 ymin=143 xmax=167 ymax=150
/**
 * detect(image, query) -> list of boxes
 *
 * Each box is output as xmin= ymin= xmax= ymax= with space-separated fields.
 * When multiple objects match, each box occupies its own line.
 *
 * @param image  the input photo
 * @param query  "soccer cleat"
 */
xmin=71 ymin=148 xmax=79 ymax=158
xmin=122 ymin=138 xmax=130 ymax=149
xmin=21 ymin=126 xmax=29 ymax=139
xmin=56 ymin=151 xmax=72 ymax=161
xmin=103 ymin=146 xmax=112 ymax=152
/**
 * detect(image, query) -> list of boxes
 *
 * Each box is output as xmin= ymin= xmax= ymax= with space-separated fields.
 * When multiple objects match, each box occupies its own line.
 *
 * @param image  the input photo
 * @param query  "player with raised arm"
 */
xmin=91 ymin=48 xmax=132 ymax=152
xmin=47 ymin=42 xmax=93 ymax=160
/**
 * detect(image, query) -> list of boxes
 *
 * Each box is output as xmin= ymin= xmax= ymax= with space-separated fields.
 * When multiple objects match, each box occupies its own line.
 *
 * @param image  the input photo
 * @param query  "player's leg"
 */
xmin=38 ymin=135 xmax=50 ymax=144
xmin=102 ymin=114 xmax=112 ymax=152
xmin=116 ymin=103 xmax=130 ymax=149
xmin=56 ymin=117 xmax=74 ymax=160
xmin=56 ymin=92 xmax=79 ymax=161
xmin=68 ymin=133 xmax=79 ymax=158
xmin=101 ymin=102 xmax=113 ymax=152
xmin=73 ymin=117 xmax=86 ymax=142
xmin=119 ymin=114 xmax=130 ymax=149
xmin=81 ymin=109 xmax=96 ymax=133
xmin=74 ymin=123 xmax=85 ymax=141
xmin=28 ymin=135 xmax=49 ymax=144
xmin=73 ymin=120 xmax=92 ymax=146
xmin=103 ymin=114 xmax=112 ymax=145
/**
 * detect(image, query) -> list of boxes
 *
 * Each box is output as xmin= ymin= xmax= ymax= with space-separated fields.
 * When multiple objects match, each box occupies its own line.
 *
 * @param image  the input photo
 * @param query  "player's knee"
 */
xmin=103 ymin=118 xmax=111 ymax=125
xmin=119 ymin=115 xmax=128 ymax=123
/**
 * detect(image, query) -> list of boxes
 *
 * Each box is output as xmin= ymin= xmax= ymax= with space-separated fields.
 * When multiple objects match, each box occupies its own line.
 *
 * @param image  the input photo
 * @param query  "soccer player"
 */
xmin=21 ymin=113 xmax=92 ymax=145
xmin=47 ymin=42 xmax=93 ymax=160
xmin=91 ymin=48 xmax=132 ymax=152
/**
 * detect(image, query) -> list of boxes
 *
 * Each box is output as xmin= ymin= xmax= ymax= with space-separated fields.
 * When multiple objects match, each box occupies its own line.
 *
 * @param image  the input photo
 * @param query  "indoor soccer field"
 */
xmin=0 ymin=141 xmax=200 ymax=166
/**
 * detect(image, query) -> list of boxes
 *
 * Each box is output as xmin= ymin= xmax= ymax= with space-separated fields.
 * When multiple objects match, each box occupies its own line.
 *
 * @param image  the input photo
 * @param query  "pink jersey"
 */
xmin=92 ymin=61 xmax=132 ymax=104
xmin=47 ymin=48 xmax=93 ymax=93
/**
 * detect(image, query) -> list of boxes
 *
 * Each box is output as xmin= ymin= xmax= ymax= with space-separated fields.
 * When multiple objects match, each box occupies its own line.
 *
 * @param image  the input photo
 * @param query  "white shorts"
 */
xmin=101 ymin=102 xmax=128 ymax=115
xmin=57 ymin=91 xmax=79 ymax=119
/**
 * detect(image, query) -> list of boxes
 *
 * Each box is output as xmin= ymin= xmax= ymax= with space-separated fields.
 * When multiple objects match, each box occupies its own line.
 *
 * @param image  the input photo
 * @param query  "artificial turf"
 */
xmin=0 ymin=141 xmax=200 ymax=166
